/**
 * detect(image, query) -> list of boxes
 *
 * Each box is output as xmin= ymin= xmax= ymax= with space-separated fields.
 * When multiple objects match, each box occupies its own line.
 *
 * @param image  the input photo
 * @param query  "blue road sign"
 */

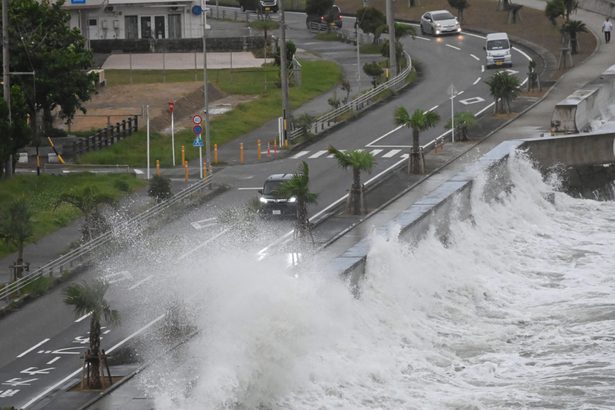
xmin=71 ymin=0 xmax=86 ymax=3
xmin=193 ymin=136 xmax=204 ymax=147
xmin=193 ymin=125 xmax=203 ymax=135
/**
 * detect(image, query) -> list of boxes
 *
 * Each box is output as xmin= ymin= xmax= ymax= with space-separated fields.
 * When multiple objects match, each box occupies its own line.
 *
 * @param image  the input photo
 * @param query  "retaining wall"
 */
xmin=551 ymin=64 xmax=615 ymax=133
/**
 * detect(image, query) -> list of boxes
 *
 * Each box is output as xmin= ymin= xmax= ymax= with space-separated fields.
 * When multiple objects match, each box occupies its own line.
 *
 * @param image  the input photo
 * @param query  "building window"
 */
xmin=154 ymin=16 xmax=165 ymax=39
xmin=141 ymin=16 xmax=152 ymax=39
xmin=168 ymin=14 xmax=181 ymax=39
xmin=125 ymin=16 xmax=138 ymax=39
xmin=89 ymin=19 xmax=97 ymax=26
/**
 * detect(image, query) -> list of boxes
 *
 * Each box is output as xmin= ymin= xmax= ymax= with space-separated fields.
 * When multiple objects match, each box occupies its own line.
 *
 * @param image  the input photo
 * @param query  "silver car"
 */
xmin=420 ymin=10 xmax=461 ymax=36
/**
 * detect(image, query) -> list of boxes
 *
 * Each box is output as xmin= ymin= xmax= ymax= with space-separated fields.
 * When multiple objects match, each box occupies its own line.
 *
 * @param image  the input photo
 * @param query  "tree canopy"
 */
xmin=0 ymin=87 xmax=31 ymax=178
xmin=3 ymin=0 xmax=95 ymax=135
xmin=357 ymin=7 xmax=387 ymax=43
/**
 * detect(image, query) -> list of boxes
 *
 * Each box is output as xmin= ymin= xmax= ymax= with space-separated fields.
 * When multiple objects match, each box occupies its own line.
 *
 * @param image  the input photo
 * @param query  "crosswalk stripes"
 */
xmin=290 ymin=148 xmax=408 ymax=160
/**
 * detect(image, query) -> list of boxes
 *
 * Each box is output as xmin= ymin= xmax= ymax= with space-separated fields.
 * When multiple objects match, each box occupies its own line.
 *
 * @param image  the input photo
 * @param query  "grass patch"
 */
xmin=0 ymin=173 xmax=146 ymax=259
xmin=315 ymin=32 xmax=340 ymax=41
xmin=360 ymin=43 xmax=381 ymax=54
xmin=79 ymin=60 xmax=342 ymax=167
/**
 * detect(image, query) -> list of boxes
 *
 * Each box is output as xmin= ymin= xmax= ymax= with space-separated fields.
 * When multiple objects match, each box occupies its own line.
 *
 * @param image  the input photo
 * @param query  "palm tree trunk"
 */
xmin=89 ymin=319 xmax=102 ymax=389
xmin=410 ymin=129 xmax=423 ymax=174
xmin=350 ymin=168 xmax=362 ymax=214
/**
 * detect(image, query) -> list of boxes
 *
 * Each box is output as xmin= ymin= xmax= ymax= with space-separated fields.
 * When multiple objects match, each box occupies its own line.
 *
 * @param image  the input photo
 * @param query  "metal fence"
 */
xmin=69 ymin=115 xmax=139 ymax=157
xmin=289 ymin=51 xmax=413 ymax=142
xmin=0 ymin=176 xmax=213 ymax=304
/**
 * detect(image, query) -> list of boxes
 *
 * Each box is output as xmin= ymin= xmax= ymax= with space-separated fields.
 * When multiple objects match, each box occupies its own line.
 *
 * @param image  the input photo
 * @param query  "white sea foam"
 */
xmin=144 ymin=156 xmax=615 ymax=409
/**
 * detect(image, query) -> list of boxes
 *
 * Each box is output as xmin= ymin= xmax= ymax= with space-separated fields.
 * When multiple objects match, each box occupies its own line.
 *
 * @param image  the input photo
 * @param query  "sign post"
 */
xmin=169 ymin=100 xmax=175 ymax=166
xmin=192 ymin=115 xmax=204 ymax=179
xmin=146 ymin=105 xmax=150 ymax=179
xmin=448 ymin=84 xmax=458 ymax=143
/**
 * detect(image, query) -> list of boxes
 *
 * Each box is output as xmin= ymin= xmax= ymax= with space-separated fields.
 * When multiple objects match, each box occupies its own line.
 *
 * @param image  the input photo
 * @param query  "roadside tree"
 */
xmin=0 ymin=86 xmax=31 ymax=178
xmin=64 ymin=279 xmax=120 ymax=389
xmin=0 ymin=198 xmax=33 ymax=281
xmin=363 ymin=62 xmax=384 ymax=88
xmin=562 ymin=20 xmax=587 ymax=54
xmin=394 ymin=107 xmax=440 ymax=174
xmin=5 ymin=0 xmax=95 ymax=135
xmin=356 ymin=7 xmax=387 ymax=44
xmin=328 ymin=146 xmax=375 ymax=215
xmin=278 ymin=161 xmax=318 ymax=240
xmin=445 ymin=112 xmax=477 ymax=141
xmin=448 ymin=0 xmax=470 ymax=22
xmin=54 ymin=186 xmax=116 ymax=242
xmin=485 ymin=71 xmax=520 ymax=114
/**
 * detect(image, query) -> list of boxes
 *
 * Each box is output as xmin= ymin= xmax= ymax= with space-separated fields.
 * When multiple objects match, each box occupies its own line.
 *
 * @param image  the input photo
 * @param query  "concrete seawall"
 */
xmin=330 ymin=133 xmax=615 ymax=288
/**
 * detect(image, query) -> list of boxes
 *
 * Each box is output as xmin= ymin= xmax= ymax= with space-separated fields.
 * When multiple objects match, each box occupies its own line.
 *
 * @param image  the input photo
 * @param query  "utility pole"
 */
xmin=202 ymin=0 xmax=211 ymax=176
xmin=2 ymin=0 xmax=11 ymax=177
xmin=385 ymin=0 xmax=397 ymax=77
xmin=279 ymin=0 xmax=290 ymax=145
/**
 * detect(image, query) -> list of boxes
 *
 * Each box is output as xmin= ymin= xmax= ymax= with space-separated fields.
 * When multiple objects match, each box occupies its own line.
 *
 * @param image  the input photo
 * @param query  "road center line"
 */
xmin=473 ymin=77 xmax=481 ymax=85
xmin=75 ymin=312 xmax=92 ymax=323
xmin=445 ymin=44 xmax=461 ymax=50
xmin=128 ymin=275 xmax=153 ymax=290
xmin=178 ymin=228 xmax=229 ymax=260
xmin=470 ymin=54 xmax=480 ymax=61
xmin=237 ymin=187 xmax=261 ymax=190
xmin=17 ymin=338 xmax=50 ymax=358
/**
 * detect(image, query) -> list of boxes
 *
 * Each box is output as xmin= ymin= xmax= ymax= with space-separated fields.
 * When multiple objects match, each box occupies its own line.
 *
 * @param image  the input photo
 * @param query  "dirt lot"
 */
xmin=67 ymin=81 xmax=255 ymax=134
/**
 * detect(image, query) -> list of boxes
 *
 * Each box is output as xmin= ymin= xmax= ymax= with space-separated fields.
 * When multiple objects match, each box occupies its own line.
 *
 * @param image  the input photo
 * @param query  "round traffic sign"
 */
xmin=168 ymin=101 xmax=175 ymax=113
xmin=193 ymin=125 xmax=203 ymax=135
xmin=192 ymin=114 xmax=203 ymax=125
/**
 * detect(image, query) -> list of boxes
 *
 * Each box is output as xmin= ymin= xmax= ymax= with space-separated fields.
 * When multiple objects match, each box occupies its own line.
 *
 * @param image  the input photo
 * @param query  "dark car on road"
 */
xmin=258 ymin=174 xmax=297 ymax=218
xmin=239 ymin=0 xmax=278 ymax=13
xmin=306 ymin=5 xmax=342 ymax=30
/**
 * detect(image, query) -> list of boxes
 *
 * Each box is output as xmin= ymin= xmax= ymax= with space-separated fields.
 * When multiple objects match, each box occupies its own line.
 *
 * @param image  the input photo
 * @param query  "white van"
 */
xmin=484 ymin=32 xmax=512 ymax=68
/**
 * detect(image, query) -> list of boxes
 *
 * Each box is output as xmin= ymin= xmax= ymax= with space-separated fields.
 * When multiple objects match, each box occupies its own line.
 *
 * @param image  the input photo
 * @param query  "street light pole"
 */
xmin=2 ymin=0 xmax=11 ymax=177
xmin=202 ymin=0 xmax=211 ymax=177
xmin=279 ymin=0 xmax=290 ymax=145
xmin=385 ymin=0 xmax=397 ymax=77
xmin=448 ymin=83 xmax=457 ymax=143
xmin=355 ymin=18 xmax=361 ymax=91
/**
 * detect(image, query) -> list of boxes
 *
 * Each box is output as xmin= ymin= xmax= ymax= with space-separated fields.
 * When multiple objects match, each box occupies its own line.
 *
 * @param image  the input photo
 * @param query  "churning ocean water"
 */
xmin=147 ymin=157 xmax=615 ymax=409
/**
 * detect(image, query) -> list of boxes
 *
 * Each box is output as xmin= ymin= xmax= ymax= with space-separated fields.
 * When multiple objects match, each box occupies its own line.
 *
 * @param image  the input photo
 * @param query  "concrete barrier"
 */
xmin=551 ymin=64 xmax=615 ymax=133
xmin=578 ymin=0 xmax=615 ymax=17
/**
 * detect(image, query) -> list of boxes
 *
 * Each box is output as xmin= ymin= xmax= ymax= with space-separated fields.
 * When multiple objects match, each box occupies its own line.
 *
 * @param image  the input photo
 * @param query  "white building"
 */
xmin=62 ymin=0 xmax=209 ymax=41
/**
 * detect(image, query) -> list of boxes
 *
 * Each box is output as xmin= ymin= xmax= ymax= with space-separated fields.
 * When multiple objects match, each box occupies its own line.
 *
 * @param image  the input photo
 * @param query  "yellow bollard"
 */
xmin=284 ymin=139 xmax=289 ymax=149
xmin=214 ymin=144 xmax=218 ymax=164
xmin=203 ymin=161 xmax=207 ymax=178
xmin=184 ymin=160 xmax=189 ymax=182
xmin=240 ymin=142 xmax=244 ymax=164
xmin=181 ymin=145 xmax=185 ymax=167
xmin=156 ymin=160 xmax=160 ymax=176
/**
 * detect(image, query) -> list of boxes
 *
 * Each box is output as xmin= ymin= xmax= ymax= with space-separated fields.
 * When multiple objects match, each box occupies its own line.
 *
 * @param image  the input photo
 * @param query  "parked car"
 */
xmin=306 ymin=5 xmax=342 ymax=30
xmin=419 ymin=10 xmax=461 ymax=36
xmin=258 ymin=174 xmax=297 ymax=218
xmin=484 ymin=32 xmax=513 ymax=68
xmin=239 ymin=0 xmax=278 ymax=14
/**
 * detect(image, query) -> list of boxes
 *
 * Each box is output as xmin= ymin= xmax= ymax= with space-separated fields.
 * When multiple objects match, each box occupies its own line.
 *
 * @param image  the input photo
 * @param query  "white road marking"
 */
xmin=190 ymin=217 xmax=217 ymax=230
xmin=17 ymin=339 xmax=50 ymax=358
xmin=415 ymin=36 xmax=431 ymax=41
xmin=178 ymin=228 xmax=230 ymax=260
xmin=291 ymin=150 xmax=309 ymax=159
xmin=46 ymin=357 xmax=61 ymax=365
xmin=427 ymin=105 xmax=438 ymax=112
xmin=383 ymin=149 xmax=401 ymax=158
xmin=21 ymin=314 xmax=166 ymax=409
xmin=102 ymin=270 xmax=132 ymax=285
xmin=237 ymin=187 xmax=261 ymax=190
xmin=327 ymin=149 xmax=346 ymax=158
xmin=128 ymin=275 xmax=153 ymax=290
xmin=481 ymin=65 xmax=485 ymax=72
xmin=445 ymin=44 xmax=461 ymax=50
xmin=308 ymin=150 xmax=328 ymax=158
xmin=369 ymin=149 xmax=383 ymax=156
xmin=74 ymin=312 xmax=92 ymax=323
xmin=473 ymin=77 xmax=481 ymax=85
xmin=470 ymin=54 xmax=480 ymax=61
xmin=366 ymin=125 xmax=404 ymax=146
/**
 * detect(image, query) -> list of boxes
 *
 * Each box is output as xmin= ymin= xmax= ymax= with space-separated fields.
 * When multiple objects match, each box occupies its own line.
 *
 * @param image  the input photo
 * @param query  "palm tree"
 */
xmin=328 ymin=146 xmax=375 ymax=215
xmin=54 ymin=186 xmax=116 ymax=242
xmin=545 ymin=0 xmax=577 ymax=24
xmin=0 ymin=198 xmax=33 ymax=281
xmin=277 ymin=161 xmax=318 ymax=239
xmin=64 ymin=279 xmax=120 ymax=389
xmin=562 ymin=20 xmax=587 ymax=54
xmin=445 ymin=112 xmax=477 ymax=141
xmin=394 ymin=107 xmax=440 ymax=174
xmin=485 ymin=71 xmax=521 ymax=114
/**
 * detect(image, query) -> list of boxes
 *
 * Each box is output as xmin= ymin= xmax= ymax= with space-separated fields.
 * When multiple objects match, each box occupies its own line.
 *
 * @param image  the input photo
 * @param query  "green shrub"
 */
xmin=114 ymin=179 xmax=131 ymax=192
xmin=23 ymin=276 xmax=53 ymax=297
xmin=148 ymin=175 xmax=172 ymax=203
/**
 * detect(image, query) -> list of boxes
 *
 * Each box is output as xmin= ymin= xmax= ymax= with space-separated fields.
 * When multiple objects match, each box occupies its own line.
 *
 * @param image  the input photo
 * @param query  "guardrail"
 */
xmin=289 ymin=51 xmax=413 ymax=142
xmin=0 ymin=176 xmax=214 ymax=303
